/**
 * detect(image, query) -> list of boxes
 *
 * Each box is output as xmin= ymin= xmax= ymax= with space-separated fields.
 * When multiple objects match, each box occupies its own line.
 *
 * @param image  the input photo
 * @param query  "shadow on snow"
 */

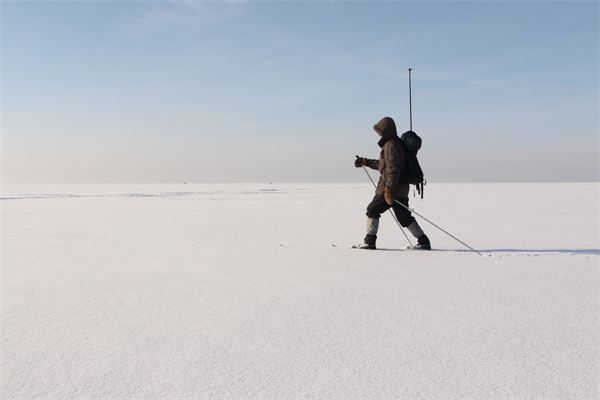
xmin=377 ymin=248 xmax=600 ymax=255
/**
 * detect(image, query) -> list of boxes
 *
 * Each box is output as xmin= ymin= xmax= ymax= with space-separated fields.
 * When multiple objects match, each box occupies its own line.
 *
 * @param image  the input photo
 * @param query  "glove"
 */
xmin=354 ymin=157 xmax=367 ymax=168
xmin=384 ymin=186 xmax=394 ymax=206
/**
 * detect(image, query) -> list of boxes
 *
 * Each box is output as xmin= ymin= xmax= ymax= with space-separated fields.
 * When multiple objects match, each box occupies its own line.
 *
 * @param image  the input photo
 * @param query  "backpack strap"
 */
xmin=416 ymin=181 xmax=425 ymax=199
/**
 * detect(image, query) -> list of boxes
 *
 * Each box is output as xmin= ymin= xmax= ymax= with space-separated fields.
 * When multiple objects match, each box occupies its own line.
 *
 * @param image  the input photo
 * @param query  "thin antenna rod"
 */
xmin=408 ymin=68 xmax=413 ymax=130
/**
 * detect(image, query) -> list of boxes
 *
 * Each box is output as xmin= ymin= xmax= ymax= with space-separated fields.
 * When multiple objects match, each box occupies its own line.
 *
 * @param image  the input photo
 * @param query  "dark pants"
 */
xmin=366 ymin=195 xmax=415 ymax=227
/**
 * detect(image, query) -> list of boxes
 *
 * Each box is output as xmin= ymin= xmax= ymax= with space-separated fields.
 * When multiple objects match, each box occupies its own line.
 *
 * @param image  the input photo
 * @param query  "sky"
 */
xmin=1 ymin=0 xmax=598 ymax=183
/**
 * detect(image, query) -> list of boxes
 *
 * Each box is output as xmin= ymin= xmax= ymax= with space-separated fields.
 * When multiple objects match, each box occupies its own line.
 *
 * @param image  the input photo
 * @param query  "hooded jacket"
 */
xmin=364 ymin=117 xmax=409 ymax=197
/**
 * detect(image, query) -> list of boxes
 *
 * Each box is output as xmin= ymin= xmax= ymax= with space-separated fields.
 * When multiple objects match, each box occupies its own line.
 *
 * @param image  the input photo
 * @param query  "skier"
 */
xmin=354 ymin=116 xmax=431 ymax=250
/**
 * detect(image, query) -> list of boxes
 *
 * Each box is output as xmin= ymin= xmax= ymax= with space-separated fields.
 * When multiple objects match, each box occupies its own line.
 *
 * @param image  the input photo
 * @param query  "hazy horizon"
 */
xmin=2 ymin=181 xmax=599 ymax=186
xmin=2 ymin=1 xmax=598 ymax=183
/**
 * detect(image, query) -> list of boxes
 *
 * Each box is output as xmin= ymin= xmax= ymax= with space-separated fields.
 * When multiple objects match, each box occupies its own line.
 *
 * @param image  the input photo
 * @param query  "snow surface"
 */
xmin=1 ymin=183 xmax=599 ymax=399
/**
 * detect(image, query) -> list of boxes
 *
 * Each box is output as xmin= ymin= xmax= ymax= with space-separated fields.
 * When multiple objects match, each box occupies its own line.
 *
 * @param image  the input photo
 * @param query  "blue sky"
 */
xmin=2 ymin=1 xmax=598 ymax=182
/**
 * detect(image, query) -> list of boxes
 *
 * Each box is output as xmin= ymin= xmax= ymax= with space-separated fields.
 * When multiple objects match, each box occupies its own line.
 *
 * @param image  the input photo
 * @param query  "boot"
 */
xmin=406 ymin=220 xmax=431 ymax=250
xmin=356 ymin=218 xmax=379 ymax=249
xmin=413 ymin=234 xmax=431 ymax=250
xmin=357 ymin=234 xmax=377 ymax=250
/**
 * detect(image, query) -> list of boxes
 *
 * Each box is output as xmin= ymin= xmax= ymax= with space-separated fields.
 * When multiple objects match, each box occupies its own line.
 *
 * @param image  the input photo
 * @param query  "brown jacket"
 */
xmin=365 ymin=117 xmax=409 ymax=197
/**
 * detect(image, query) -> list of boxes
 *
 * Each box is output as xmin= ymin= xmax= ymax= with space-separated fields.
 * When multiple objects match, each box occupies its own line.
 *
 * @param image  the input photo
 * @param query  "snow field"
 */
xmin=1 ymin=183 xmax=598 ymax=399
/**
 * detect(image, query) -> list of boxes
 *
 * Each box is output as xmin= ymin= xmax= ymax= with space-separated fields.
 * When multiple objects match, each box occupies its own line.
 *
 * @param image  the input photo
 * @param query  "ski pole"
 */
xmin=392 ymin=198 xmax=483 ymax=256
xmin=356 ymin=156 xmax=413 ymax=248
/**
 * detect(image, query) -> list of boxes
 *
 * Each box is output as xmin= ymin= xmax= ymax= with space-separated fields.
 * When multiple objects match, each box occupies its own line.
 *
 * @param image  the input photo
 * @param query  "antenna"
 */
xmin=408 ymin=68 xmax=413 ymax=130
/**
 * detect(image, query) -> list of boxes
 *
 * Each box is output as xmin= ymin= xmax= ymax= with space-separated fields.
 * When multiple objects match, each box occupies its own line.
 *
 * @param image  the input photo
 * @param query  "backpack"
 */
xmin=399 ymin=130 xmax=426 ymax=198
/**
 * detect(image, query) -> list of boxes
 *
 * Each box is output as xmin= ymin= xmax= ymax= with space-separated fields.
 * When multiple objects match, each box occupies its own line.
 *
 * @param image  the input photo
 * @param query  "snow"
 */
xmin=1 ymin=183 xmax=598 ymax=399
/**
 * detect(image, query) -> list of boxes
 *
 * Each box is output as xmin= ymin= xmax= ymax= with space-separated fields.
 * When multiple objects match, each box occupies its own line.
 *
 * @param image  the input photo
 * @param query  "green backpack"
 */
xmin=399 ymin=130 xmax=426 ymax=198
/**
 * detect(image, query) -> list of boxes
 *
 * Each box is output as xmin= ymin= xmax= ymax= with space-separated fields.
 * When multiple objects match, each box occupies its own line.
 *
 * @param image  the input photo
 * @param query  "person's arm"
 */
xmin=354 ymin=157 xmax=379 ymax=170
xmin=364 ymin=158 xmax=379 ymax=170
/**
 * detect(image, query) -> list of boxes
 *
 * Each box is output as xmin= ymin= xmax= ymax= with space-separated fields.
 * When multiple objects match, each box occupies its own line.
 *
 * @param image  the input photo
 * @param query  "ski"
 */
xmin=340 ymin=244 xmax=420 ymax=251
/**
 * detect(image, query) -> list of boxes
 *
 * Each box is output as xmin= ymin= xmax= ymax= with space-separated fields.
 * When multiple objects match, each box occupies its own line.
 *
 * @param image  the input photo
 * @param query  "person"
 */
xmin=354 ymin=116 xmax=431 ymax=250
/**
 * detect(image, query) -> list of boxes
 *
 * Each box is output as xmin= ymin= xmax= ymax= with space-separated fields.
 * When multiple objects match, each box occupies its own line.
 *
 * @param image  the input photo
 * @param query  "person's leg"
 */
xmin=392 ymin=197 xmax=431 ymax=249
xmin=359 ymin=194 xmax=390 ymax=249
